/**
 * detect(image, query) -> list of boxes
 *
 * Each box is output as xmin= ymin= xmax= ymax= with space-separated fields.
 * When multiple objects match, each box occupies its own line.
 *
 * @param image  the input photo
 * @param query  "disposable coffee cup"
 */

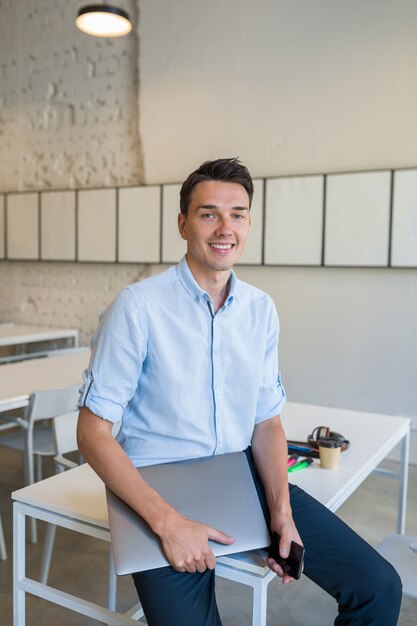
xmin=318 ymin=438 xmax=341 ymax=469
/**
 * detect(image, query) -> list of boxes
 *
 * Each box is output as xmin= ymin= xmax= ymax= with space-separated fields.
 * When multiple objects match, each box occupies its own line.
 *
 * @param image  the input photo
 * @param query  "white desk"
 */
xmin=0 ymin=324 xmax=79 ymax=364
xmin=12 ymin=403 xmax=410 ymax=626
xmin=0 ymin=351 xmax=89 ymax=412
xmin=0 ymin=325 xmax=79 ymax=348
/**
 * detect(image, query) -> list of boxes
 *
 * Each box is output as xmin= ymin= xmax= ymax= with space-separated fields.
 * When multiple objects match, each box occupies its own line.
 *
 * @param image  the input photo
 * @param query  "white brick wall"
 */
xmin=0 ymin=261 xmax=155 ymax=346
xmin=0 ymin=0 xmax=143 ymax=191
xmin=0 ymin=0 xmax=147 ymax=345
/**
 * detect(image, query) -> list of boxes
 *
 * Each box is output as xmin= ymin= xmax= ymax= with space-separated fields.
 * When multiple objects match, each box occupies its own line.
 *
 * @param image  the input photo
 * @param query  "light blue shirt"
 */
xmin=79 ymin=256 xmax=286 ymax=466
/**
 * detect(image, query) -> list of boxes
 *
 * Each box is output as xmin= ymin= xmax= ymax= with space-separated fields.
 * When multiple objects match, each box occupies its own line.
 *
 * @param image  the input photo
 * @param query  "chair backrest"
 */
xmin=28 ymin=385 xmax=80 ymax=423
xmin=52 ymin=411 xmax=79 ymax=455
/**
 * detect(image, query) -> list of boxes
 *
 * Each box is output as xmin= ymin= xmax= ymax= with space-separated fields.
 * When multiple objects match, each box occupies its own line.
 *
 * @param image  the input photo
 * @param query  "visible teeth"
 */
xmin=209 ymin=243 xmax=233 ymax=249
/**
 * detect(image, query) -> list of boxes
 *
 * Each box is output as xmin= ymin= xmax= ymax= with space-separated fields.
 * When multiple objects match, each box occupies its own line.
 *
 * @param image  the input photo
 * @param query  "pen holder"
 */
xmin=318 ymin=438 xmax=341 ymax=469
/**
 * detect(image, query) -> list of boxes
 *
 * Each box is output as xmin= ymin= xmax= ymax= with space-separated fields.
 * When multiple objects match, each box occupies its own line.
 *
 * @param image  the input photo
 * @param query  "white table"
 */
xmin=0 ymin=351 xmax=89 ymax=412
xmin=0 ymin=324 xmax=79 ymax=364
xmin=12 ymin=403 xmax=410 ymax=626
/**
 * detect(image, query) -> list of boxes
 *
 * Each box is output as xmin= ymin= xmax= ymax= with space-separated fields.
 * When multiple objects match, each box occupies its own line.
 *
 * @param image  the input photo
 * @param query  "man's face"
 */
xmin=178 ymin=180 xmax=252 ymax=276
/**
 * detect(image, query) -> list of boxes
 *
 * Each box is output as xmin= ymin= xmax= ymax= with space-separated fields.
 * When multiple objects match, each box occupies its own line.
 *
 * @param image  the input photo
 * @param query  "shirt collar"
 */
xmin=176 ymin=256 xmax=236 ymax=308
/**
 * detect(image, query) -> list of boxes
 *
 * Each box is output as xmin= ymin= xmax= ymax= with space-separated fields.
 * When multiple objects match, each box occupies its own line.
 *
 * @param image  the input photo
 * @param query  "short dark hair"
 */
xmin=179 ymin=157 xmax=254 ymax=215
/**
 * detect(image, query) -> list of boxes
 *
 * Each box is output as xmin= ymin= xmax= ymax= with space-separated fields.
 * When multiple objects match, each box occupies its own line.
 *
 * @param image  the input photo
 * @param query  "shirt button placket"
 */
xmin=212 ymin=319 xmax=223 ymax=453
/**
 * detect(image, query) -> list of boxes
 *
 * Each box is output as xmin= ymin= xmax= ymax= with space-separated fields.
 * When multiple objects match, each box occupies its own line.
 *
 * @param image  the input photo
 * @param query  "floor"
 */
xmin=1 ymin=447 xmax=416 ymax=626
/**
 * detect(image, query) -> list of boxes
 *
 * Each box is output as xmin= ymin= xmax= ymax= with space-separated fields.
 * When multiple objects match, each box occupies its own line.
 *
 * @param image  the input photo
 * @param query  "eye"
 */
xmin=232 ymin=213 xmax=245 ymax=220
xmin=201 ymin=212 xmax=216 ymax=220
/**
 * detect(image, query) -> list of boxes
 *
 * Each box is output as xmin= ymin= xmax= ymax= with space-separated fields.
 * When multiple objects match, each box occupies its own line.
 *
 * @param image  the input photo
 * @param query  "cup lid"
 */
xmin=318 ymin=437 xmax=342 ymax=448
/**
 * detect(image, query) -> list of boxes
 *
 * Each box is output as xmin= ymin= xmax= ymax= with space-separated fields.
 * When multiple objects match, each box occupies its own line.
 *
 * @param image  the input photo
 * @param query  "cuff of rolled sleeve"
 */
xmin=78 ymin=375 xmax=124 ymax=424
xmin=254 ymin=374 xmax=287 ymax=424
xmin=80 ymin=394 xmax=124 ymax=424
xmin=255 ymin=393 xmax=287 ymax=425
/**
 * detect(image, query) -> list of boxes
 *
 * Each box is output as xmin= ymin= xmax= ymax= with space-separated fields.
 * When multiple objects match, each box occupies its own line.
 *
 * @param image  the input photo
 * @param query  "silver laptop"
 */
xmin=106 ymin=451 xmax=270 ymax=575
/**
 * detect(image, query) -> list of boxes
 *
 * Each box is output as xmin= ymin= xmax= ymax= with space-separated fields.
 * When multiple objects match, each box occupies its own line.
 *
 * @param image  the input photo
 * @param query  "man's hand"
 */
xmin=266 ymin=512 xmax=303 ymax=584
xmin=158 ymin=512 xmax=234 ymax=573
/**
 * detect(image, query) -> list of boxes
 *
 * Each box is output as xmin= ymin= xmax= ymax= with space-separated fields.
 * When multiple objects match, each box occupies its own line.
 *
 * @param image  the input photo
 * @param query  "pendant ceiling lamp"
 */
xmin=76 ymin=4 xmax=132 ymax=37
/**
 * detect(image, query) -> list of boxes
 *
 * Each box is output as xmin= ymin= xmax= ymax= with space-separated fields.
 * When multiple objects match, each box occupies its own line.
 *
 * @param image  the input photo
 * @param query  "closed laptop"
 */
xmin=106 ymin=451 xmax=270 ymax=575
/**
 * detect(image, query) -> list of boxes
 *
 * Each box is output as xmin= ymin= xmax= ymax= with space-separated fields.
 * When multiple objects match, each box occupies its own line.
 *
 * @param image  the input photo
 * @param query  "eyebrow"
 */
xmin=196 ymin=204 xmax=249 ymax=212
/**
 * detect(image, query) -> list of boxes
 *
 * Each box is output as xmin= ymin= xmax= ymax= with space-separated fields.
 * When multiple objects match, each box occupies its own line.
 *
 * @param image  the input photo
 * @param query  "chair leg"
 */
xmin=24 ymin=428 xmax=37 ymax=544
xmin=39 ymin=524 xmax=57 ymax=583
xmin=35 ymin=454 xmax=42 ymax=482
xmin=28 ymin=518 xmax=37 ymax=545
xmin=0 ymin=513 xmax=7 ymax=560
xmin=108 ymin=548 xmax=117 ymax=611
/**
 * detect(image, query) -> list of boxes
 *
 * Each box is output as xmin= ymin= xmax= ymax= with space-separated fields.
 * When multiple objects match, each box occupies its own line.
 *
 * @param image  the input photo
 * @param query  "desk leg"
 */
xmin=252 ymin=578 xmax=268 ymax=626
xmin=397 ymin=429 xmax=410 ymax=535
xmin=13 ymin=503 xmax=26 ymax=626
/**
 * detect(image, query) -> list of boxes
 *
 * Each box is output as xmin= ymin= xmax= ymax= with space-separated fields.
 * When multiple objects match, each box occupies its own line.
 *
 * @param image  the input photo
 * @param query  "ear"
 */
xmin=178 ymin=212 xmax=188 ymax=241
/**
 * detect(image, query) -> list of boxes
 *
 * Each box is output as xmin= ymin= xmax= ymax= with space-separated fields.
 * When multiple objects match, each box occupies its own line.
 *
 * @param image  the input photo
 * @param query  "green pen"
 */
xmin=288 ymin=458 xmax=314 ymax=473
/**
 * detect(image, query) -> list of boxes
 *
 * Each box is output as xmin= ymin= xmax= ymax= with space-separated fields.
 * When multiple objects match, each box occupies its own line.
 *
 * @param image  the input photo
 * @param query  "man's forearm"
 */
xmin=77 ymin=407 xmax=233 ymax=572
xmin=251 ymin=415 xmax=303 ymax=583
xmin=251 ymin=415 xmax=292 ymax=516
xmin=77 ymin=407 xmax=178 ymax=535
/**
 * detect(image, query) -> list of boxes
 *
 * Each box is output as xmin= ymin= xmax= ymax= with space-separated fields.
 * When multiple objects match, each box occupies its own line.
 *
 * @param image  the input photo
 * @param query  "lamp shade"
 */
xmin=76 ymin=5 xmax=132 ymax=37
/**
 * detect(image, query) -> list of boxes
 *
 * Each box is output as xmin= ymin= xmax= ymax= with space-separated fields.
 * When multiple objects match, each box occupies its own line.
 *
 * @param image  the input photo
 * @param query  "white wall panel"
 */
xmin=118 ymin=186 xmax=161 ymax=263
xmin=161 ymin=184 xmax=186 ymax=264
xmin=78 ymin=189 xmax=116 ymax=262
xmin=265 ymin=176 xmax=323 ymax=265
xmin=391 ymin=169 xmax=417 ymax=267
xmin=325 ymin=171 xmax=391 ymax=266
xmin=7 ymin=193 xmax=39 ymax=260
xmin=237 ymin=179 xmax=263 ymax=265
xmin=41 ymin=191 xmax=76 ymax=261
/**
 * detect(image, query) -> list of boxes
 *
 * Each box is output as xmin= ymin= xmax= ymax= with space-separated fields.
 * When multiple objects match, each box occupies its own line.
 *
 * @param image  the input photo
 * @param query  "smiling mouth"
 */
xmin=209 ymin=243 xmax=235 ymax=250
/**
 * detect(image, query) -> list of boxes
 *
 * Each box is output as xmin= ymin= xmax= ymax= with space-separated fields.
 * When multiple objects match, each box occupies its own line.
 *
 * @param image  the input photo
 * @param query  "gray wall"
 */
xmin=238 ymin=265 xmax=417 ymax=417
xmin=139 ymin=0 xmax=417 ymax=183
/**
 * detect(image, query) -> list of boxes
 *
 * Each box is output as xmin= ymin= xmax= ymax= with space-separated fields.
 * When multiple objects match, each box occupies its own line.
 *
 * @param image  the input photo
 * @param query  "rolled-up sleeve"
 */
xmin=78 ymin=287 xmax=147 ymax=424
xmin=254 ymin=302 xmax=286 ymax=423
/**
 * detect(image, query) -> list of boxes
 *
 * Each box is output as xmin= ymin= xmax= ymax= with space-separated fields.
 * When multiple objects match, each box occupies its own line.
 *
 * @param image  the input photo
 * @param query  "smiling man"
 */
xmin=78 ymin=158 xmax=402 ymax=626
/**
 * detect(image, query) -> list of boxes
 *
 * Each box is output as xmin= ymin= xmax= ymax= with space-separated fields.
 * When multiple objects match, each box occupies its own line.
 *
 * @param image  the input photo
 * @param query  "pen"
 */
xmin=288 ymin=444 xmax=313 ymax=454
xmin=288 ymin=458 xmax=314 ymax=473
xmin=287 ymin=454 xmax=299 ymax=467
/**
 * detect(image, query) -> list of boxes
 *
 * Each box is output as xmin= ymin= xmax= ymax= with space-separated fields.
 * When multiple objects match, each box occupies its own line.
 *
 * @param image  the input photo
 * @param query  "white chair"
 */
xmin=0 ymin=384 xmax=80 ymax=542
xmin=377 ymin=533 xmax=417 ymax=599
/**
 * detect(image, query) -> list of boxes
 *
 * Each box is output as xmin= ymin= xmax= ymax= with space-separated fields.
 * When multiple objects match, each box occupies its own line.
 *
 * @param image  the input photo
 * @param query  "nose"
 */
xmin=214 ymin=217 xmax=233 ymax=238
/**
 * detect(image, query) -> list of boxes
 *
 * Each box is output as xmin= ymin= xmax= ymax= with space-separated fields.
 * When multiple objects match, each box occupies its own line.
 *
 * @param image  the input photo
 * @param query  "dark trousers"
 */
xmin=132 ymin=451 xmax=402 ymax=626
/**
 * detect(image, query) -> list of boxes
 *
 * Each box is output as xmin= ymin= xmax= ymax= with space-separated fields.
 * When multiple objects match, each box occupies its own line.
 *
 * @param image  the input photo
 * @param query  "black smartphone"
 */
xmin=268 ymin=532 xmax=305 ymax=580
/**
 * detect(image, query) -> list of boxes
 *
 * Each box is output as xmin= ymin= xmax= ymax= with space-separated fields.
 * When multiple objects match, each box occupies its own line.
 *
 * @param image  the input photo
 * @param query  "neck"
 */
xmin=186 ymin=256 xmax=231 ymax=312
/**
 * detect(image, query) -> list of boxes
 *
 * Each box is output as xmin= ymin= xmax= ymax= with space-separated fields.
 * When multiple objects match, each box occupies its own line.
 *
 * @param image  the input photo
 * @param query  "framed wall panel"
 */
xmin=161 ymin=184 xmax=186 ymax=264
xmin=118 ymin=186 xmax=161 ymax=263
xmin=264 ymin=175 xmax=324 ymax=265
xmin=78 ymin=189 xmax=116 ymax=262
xmin=391 ymin=169 xmax=417 ymax=267
xmin=0 ymin=195 xmax=4 ymax=259
xmin=236 ymin=179 xmax=263 ymax=265
xmin=41 ymin=191 xmax=76 ymax=261
xmin=7 ymin=193 xmax=39 ymax=260
xmin=324 ymin=171 xmax=391 ymax=266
